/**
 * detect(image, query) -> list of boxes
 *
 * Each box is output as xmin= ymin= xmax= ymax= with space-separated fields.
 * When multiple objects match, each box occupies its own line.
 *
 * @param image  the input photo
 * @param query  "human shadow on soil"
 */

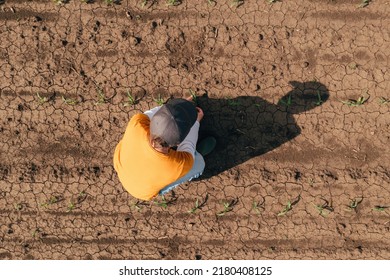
xmin=196 ymin=81 xmax=329 ymax=179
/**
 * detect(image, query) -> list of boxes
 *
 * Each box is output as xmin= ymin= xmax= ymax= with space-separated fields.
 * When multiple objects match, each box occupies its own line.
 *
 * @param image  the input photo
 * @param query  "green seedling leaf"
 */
xmin=62 ymin=96 xmax=78 ymax=105
xmin=95 ymin=88 xmax=107 ymax=105
xmin=252 ymin=198 xmax=265 ymax=214
xmin=216 ymin=198 xmax=238 ymax=216
xmin=358 ymin=0 xmax=370 ymax=8
xmin=40 ymin=196 xmax=59 ymax=208
xmin=189 ymin=89 xmax=197 ymax=104
xmin=36 ymin=92 xmax=48 ymax=105
xmin=315 ymin=90 xmax=323 ymax=106
xmin=153 ymin=94 xmax=165 ymax=106
xmin=278 ymin=94 xmax=292 ymax=107
xmin=231 ymin=0 xmax=244 ymax=7
xmin=66 ymin=201 xmax=75 ymax=212
xmin=341 ymin=93 xmax=369 ymax=106
xmin=378 ymin=97 xmax=389 ymax=105
xmin=373 ymin=205 xmax=389 ymax=212
xmin=123 ymin=90 xmax=136 ymax=107
xmin=313 ymin=198 xmax=334 ymax=217
xmin=346 ymin=198 xmax=363 ymax=212
xmin=166 ymin=0 xmax=181 ymax=6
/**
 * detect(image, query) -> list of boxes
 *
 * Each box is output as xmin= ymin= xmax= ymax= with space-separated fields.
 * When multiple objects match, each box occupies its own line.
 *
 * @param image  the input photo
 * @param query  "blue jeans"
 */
xmin=159 ymin=151 xmax=205 ymax=196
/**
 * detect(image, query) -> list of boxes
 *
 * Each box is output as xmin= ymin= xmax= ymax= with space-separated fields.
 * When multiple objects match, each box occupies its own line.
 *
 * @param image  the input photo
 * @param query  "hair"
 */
xmin=150 ymin=136 xmax=171 ymax=150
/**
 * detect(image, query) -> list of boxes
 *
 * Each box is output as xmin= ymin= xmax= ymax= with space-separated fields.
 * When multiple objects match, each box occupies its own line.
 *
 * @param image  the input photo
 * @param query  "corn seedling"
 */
xmin=66 ymin=201 xmax=75 ymax=212
xmin=277 ymin=195 xmax=300 ymax=216
xmin=348 ymin=62 xmax=358 ymax=70
xmin=62 ymin=96 xmax=78 ymax=105
xmin=188 ymin=194 xmax=208 ymax=214
xmin=346 ymin=197 xmax=363 ymax=212
xmin=313 ymin=199 xmax=334 ymax=216
xmin=77 ymin=191 xmax=87 ymax=204
xmin=123 ymin=91 xmax=136 ymax=107
xmin=359 ymin=0 xmax=370 ymax=8
xmin=14 ymin=203 xmax=23 ymax=211
xmin=188 ymin=198 xmax=200 ymax=214
xmin=153 ymin=94 xmax=165 ymax=106
xmin=315 ymin=90 xmax=323 ymax=106
xmin=378 ymin=97 xmax=389 ymax=105
xmin=277 ymin=201 xmax=292 ymax=216
xmin=140 ymin=0 xmax=150 ymax=7
xmin=166 ymin=0 xmax=180 ymax=6
xmin=95 ymin=88 xmax=106 ymax=105
xmin=40 ymin=196 xmax=59 ymax=208
xmin=341 ymin=94 xmax=369 ymax=107
xmin=278 ymin=94 xmax=292 ymax=107
xmin=268 ymin=0 xmax=279 ymax=3
xmin=373 ymin=205 xmax=389 ymax=212
xmin=252 ymin=198 xmax=265 ymax=214
xmin=216 ymin=198 xmax=238 ymax=216
xmin=207 ymin=0 xmax=216 ymax=5
xmin=231 ymin=0 xmax=244 ymax=7
xmin=53 ymin=0 xmax=69 ymax=4
xmin=131 ymin=200 xmax=146 ymax=212
xmin=104 ymin=0 xmax=113 ymax=4
xmin=36 ymin=92 xmax=48 ymax=104
xmin=32 ymin=228 xmax=42 ymax=238
xmin=154 ymin=196 xmax=169 ymax=208
xmin=189 ymin=89 xmax=197 ymax=103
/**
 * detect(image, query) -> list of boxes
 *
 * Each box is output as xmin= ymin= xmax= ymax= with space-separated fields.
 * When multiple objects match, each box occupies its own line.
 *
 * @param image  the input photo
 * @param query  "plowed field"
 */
xmin=0 ymin=0 xmax=389 ymax=260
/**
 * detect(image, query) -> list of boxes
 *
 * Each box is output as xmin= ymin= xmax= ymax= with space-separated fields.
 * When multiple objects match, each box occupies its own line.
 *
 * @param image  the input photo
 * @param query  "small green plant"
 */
xmin=14 ymin=203 xmax=23 ymax=211
xmin=373 ymin=205 xmax=389 ymax=212
xmin=216 ymin=198 xmax=238 ymax=216
xmin=358 ymin=0 xmax=370 ymax=8
xmin=140 ymin=0 xmax=149 ymax=7
xmin=207 ymin=0 xmax=216 ymax=5
xmin=95 ymin=87 xmax=106 ymax=105
xmin=278 ymin=201 xmax=292 ymax=216
xmin=252 ymin=198 xmax=265 ymax=214
xmin=313 ymin=199 xmax=334 ymax=216
xmin=166 ymin=0 xmax=180 ymax=6
xmin=188 ymin=198 xmax=200 ymax=214
xmin=348 ymin=62 xmax=358 ymax=70
xmin=188 ymin=194 xmax=208 ymax=214
xmin=53 ymin=0 xmax=69 ymax=4
xmin=36 ymin=92 xmax=48 ymax=105
xmin=341 ymin=94 xmax=369 ymax=107
xmin=32 ymin=228 xmax=42 ymax=238
xmin=123 ymin=90 xmax=136 ymax=107
xmin=104 ymin=0 xmax=113 ymax=4
xmin=131 ymin=200 xmax=146 ymax=211
xmin=378 ymin=97 xmax=389 ymax=105
xmin=315 ymin=90 xmax=323 ymax=106
xmin=66 ymin=201 xmax=75 ymax=212
xmin=268 ymin=0 xmax=279 ymax=3
xmin=346 ymin=198 xmax=363 ymax=212
xmin=40 ymin=196 xmax=59 ymax=208
xmin=230 ymin=0 xmax=244 ymax=7
xmin=62 ymin=96 xmax=78 ymax=105
xmin=278 ymin=94 xmax=292 ymax=107
xmin=189 ymin=89 xmax=197 ymax=103
xmin=154 ymin=196 xmax=168 ymax=208
xmin=153 ymin=94 xmax=165 ymax=106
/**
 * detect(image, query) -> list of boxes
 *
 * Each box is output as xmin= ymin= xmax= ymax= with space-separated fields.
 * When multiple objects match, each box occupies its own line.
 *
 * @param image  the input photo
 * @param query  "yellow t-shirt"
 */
xmin=113 ymin=114 xmax=194 ymax=200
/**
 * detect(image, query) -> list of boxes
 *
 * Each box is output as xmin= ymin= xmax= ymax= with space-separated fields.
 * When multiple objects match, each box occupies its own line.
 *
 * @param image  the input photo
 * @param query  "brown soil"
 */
xmin=0 ymin=0 xmax=389 ymax=260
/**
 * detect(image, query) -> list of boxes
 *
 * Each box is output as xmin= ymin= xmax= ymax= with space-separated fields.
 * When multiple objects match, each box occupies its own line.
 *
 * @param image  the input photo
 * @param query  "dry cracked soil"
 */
xmin=0 ymin=0 xmax=389 ymax=260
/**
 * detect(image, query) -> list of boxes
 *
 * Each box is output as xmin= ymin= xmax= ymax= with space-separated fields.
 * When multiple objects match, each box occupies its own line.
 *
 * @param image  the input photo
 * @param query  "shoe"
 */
xmin=197 ymin=136 xmax=216 ymax=157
